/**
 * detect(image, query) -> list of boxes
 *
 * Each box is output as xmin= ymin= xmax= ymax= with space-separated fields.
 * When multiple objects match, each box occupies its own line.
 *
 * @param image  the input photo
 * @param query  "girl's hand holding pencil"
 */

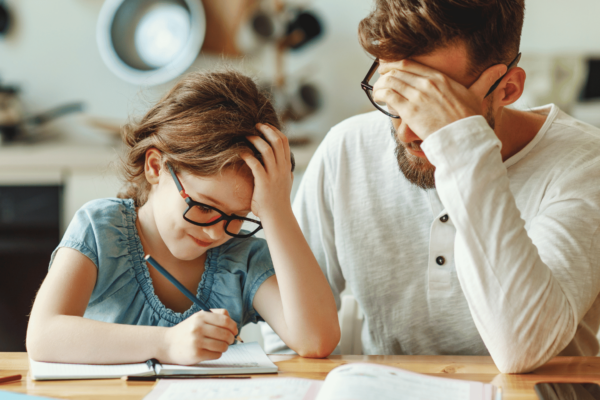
xmin=163 ymin=308 xmax=238 ymax=365
xmin=145 ymin=255 xmax=240 ymax=365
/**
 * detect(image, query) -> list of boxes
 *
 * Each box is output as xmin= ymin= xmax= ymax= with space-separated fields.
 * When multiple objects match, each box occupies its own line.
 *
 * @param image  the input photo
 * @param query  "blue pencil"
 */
xmin=144 ymin=255 xmax=211 ymax=311
xmin=144 ymin=255 xmax=243 ymax=342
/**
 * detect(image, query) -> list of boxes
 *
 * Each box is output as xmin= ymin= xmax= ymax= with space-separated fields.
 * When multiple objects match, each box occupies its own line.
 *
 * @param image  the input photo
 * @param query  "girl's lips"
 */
xmin=188 ymin=234 xmax=213 ymax=247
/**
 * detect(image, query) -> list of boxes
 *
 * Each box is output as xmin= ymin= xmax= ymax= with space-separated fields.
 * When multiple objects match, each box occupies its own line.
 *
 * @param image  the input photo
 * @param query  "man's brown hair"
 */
xmin=358 ymin=0 xmax=524 ymax=75
xmin=118 ymin=69 xmax=282 ymax=207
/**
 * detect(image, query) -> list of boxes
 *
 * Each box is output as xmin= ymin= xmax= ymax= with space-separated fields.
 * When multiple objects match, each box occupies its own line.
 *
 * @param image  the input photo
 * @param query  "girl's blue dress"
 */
xmin=50 ymin=198 xmax=275 ymax=331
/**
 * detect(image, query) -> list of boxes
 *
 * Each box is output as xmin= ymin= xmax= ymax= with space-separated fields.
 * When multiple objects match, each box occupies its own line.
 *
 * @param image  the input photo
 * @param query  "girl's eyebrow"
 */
xmin=197 ymin=193 xmax=252 ymax=215
xmin=198 ymin=193 xmax=225 ymax=208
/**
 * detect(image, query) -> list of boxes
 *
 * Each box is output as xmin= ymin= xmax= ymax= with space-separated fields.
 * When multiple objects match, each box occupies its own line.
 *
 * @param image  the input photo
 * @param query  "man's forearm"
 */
xmin=422 ymin=116 xmax=600 ymax=373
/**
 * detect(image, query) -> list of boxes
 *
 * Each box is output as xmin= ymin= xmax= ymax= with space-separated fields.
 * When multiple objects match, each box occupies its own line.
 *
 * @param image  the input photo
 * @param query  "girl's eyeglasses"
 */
xmin=360 ymin=52 xmax=522 ymax=119
xmin=167 ymin=163 xmax=262 ymax=239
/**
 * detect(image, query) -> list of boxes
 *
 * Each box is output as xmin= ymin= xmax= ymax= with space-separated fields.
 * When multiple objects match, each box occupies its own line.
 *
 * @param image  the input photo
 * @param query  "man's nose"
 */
xmin=395 ymin=121 xmax=421 ymax=144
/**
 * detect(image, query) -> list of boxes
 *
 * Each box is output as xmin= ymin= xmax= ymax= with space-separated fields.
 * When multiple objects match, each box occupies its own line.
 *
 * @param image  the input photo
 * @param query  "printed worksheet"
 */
xmin=315 ymin=363 xmax=473 ymax=400
xmin=143 ymin=362 xmax=495 ymax=400
xmin=144 ymin=378 xmax=323 ymax=400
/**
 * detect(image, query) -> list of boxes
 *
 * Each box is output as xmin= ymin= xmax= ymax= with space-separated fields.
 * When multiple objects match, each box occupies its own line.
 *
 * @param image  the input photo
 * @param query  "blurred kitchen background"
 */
xmin=1 ymin=0 xmax=600 ymax=352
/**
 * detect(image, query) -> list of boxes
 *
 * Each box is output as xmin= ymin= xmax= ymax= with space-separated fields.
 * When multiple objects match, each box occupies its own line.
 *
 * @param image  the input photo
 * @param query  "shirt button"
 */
xmin=436 ymin=256 xmax=445 ymax=266
xmin=440 ymin=214 xmax=449 ymax=223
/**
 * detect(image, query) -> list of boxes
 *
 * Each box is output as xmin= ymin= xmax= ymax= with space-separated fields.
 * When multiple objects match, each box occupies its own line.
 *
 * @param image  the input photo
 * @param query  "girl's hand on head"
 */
xmin=242 ymin=123 xmax=294 ymax=219
xmin=163 ymin=309 xmax=238 ymax=365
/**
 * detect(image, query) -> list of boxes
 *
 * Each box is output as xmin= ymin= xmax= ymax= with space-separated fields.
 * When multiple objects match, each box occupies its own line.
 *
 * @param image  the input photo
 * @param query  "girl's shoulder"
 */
xmin=59 ymin=198 xmax=137 ymax=269
xmin=206 ymin=235 xmax=275 ymax=326
xmin=68 ymin=198 xmax=136 ymax=237
xmin=74 ymin=198 xmax=135 ymax=226
xmin=214 ymin=235 xmax=272 ymax=271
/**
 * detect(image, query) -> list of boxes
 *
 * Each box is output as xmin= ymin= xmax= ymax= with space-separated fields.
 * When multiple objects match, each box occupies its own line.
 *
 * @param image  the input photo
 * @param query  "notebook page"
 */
xmin=29 ymin=359 xmax=152 ymax=380
xmin=158 ymin=342 xmax=276 ymax=372
xmin=315 ymin=363 xmax=492 ymax=400
xmin=144 ymin=378 xmax=323 ymax=400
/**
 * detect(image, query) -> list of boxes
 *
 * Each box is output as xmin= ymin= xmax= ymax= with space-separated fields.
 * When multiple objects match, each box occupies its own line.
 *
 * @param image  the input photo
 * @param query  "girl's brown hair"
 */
xmin=118 ymin=69 xmax=282 ymax=207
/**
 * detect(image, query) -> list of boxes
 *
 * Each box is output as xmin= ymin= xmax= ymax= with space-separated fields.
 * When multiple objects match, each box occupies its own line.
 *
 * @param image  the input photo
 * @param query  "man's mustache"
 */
xmin=406 ymin=141 xmax=423 ymax=152
xmin=390 ymin=124 xmax=423 ymax=152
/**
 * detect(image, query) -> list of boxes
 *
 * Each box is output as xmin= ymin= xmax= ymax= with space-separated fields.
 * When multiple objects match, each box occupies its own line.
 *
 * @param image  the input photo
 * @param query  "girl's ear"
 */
xmin=144 ymin=148 xmax=163 ymax=185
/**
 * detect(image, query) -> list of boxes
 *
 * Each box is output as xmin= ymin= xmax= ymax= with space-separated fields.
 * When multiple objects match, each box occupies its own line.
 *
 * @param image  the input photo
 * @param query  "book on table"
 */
xmin=28 ymin=342 xmax=276 ymax=381
xmin=143 ymin=362 xmax=501 ymax=400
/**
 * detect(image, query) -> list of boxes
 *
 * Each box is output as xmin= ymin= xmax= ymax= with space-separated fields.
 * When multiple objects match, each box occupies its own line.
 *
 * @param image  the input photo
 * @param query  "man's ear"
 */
xmin=144 ymin=148 xmax=163 ymax=185
xmin=495 ymin=67 xmax=526 ymax=107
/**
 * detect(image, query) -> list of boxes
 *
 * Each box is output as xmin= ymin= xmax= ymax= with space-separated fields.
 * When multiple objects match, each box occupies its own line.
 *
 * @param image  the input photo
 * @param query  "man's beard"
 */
xmin=393 ymin=130 xmax=437 ymax=190
xmin=392 ymin=100 xmax=495 ymax=190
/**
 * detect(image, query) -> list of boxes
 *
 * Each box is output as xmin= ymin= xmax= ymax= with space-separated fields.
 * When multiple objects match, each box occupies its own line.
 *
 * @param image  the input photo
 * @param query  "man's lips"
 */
xmin=188 ymin=234 xmax=213 ymax=247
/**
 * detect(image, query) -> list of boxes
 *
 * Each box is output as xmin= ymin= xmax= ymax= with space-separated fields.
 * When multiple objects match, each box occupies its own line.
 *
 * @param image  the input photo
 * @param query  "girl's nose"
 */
xmin=203 ymin=220 xmax=227 ymax=241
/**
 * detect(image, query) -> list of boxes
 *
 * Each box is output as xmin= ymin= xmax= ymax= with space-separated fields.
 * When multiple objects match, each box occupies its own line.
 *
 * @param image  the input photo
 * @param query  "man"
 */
xmin=264 ymin=0 xmax=600 ymax=373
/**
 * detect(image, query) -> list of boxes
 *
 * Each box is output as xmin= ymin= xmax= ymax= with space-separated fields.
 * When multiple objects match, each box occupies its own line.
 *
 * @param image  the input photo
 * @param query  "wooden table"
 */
xmin=1 ymin=353 xmax=599 ymax=399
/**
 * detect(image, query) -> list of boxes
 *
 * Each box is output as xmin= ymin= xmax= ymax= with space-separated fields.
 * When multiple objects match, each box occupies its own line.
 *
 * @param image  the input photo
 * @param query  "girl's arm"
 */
xmin=27 ymin=247 xmax=238 ymax=365
xmin=243 ymin=124 xmax=341 ymax=358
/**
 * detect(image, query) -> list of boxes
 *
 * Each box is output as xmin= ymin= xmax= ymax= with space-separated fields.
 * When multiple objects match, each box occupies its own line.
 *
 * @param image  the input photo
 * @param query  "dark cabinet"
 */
xmin=0 ymin=185 xmax=61 ymax=351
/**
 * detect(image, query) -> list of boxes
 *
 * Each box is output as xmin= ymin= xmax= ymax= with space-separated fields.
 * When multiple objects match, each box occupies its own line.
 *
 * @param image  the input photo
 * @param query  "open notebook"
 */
xmin=29 ymin=342 xmax=277 ymax=381
xmin=144 ymin=363 xmax=501 ymax=400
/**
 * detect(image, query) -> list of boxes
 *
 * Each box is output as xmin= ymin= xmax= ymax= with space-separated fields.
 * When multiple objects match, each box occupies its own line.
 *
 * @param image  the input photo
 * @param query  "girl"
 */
xmin=26 ymin=69 xmax=340 ymax=365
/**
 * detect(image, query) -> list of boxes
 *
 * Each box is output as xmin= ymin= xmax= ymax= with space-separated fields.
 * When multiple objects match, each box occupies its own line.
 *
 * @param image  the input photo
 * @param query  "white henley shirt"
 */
xmin=281 ymin=104 xmax=600 ymax=373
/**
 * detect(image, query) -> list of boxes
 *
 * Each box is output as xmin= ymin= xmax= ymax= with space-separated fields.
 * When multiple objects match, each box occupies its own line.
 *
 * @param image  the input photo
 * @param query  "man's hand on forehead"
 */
xmin=373 ymin=58 xmax=507 ymax=140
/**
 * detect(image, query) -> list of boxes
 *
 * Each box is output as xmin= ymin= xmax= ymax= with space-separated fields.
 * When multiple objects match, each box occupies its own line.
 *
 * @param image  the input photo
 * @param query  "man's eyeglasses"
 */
xmin=167 ymin=163 xmax=262 ymax=239
xmin=360 ymin=52 xmax=522 ymax=119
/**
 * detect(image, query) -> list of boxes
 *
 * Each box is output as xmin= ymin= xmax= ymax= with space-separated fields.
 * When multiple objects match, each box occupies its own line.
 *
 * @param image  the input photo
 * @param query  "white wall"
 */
xmin=521 ymin=0 xmax=600 ymax=54
xmin=0 ymin=0 xmax=374 ymax=145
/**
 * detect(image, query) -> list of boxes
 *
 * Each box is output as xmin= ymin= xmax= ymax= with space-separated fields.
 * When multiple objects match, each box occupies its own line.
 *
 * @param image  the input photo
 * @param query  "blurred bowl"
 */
xmin=97 ymin=0 xmax=205 ymax=86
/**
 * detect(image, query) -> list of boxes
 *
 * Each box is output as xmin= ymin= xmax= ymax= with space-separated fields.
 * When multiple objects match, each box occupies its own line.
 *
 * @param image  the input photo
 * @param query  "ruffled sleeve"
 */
xmin=48 ymin=198 xmax=137 ymax=307
xmin=242 ymin=239 xmax=276 ymax=324
xmin=50 ymin=201 xmax=103 ymax=269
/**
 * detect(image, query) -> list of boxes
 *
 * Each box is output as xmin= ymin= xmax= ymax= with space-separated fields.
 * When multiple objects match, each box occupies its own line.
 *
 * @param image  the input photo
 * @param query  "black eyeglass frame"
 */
xmin=167 ymin=163 xmax=262 ymax=239
xmin=360 ymin=52 xmax=522 ymax=119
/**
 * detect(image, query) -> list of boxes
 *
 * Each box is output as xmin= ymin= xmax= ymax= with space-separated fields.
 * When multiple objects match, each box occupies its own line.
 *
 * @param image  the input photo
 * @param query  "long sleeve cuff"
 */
xmin=421 ymin=116 xmax=501 ymax=171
